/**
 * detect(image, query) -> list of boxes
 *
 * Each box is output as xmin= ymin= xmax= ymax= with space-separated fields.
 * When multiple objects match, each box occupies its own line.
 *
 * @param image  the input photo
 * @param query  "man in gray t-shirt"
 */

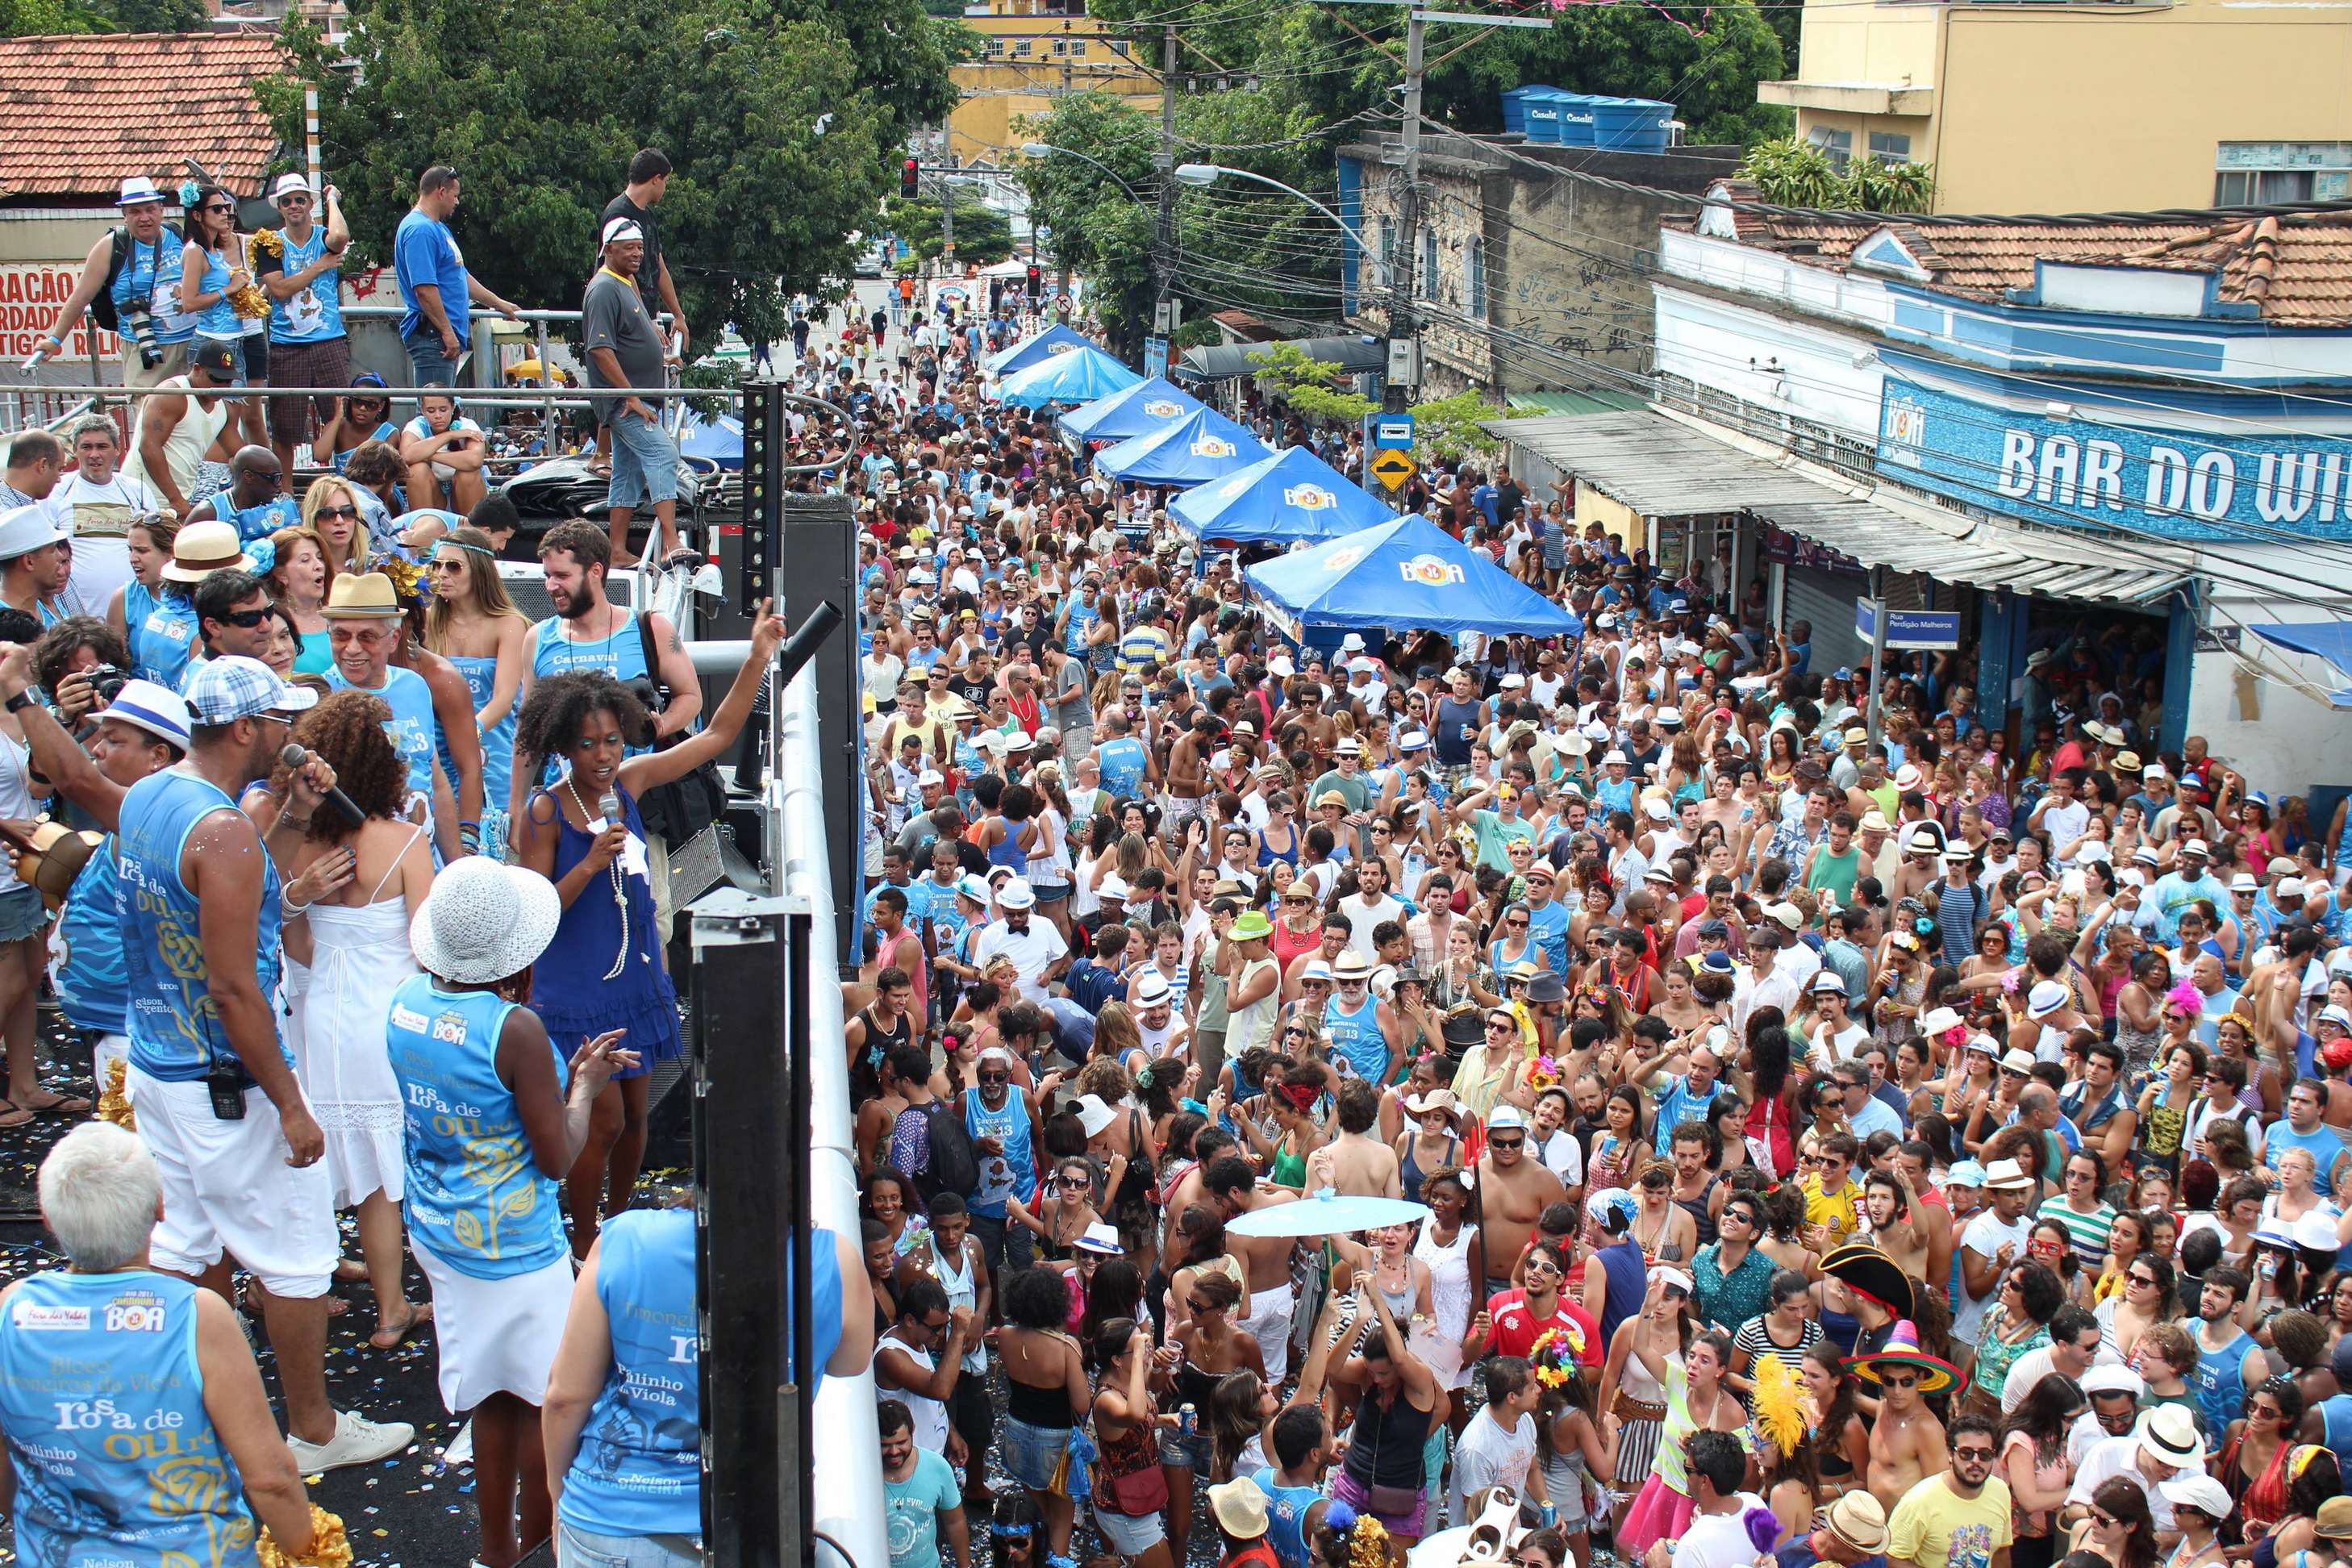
xmin=582 ymin=217 xmax=680 ymax=561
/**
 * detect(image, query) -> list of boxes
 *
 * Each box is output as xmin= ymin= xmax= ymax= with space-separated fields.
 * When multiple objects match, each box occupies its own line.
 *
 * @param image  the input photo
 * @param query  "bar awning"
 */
xmin=1175 ymin=335 xmax=1386 ymax=386
xmin=1487 ymin=409 xmax=2190 ymax=606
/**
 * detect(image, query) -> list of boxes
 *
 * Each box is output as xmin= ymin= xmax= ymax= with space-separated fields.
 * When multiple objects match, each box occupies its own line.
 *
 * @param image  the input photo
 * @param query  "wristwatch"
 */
xmin=2 ymin=690 xmax=32 ymax=714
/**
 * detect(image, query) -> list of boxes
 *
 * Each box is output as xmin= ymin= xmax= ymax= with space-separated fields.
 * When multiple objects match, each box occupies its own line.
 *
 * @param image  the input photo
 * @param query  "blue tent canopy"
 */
xmin=2249 ymin=623 xmax=2352 ymax=708
xmin=996 ymin=347 xmax=1143 ymax=408
xmin=1244 ymin=515 xmax=1581 ymax=638
xmin=1170 ymin=445 xmax=1397 ymax=547
xmin=1059 ymin=376 xmax=1207 ymax=444
xmin=986 ymin=323 xmax=1093 ymax=380
xmin=676 ymin=411 xmax=744 ymax=469
xmin=1091 ymin=406 xmax=1272 ymax=486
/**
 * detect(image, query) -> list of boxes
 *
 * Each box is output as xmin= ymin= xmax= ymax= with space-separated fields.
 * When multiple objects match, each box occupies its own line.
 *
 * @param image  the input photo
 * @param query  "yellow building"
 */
xmin=1758 ymin=0 xmax=2352 ymax=213
xmin=949 ymin=0 xmax=1158 ymax=163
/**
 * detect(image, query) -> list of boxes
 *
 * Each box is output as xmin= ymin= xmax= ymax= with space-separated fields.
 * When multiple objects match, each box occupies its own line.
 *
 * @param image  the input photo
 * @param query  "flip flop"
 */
xmin=0 ymin=1103 xmax=31 ymax=1129
xmin=333 ymin=1257 xmax=370 ymax=1284
xmin=369 ymin=1301 xmax=432 ymax=1349
xmin=14 ymin=1091 xmax=91 ymax=1118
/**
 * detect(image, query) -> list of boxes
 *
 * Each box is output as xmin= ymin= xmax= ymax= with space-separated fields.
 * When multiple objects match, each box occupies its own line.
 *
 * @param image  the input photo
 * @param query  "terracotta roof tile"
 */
xmin=1710 ymin=206 xmax=2352 ymax=327
xmin=0 ymin=32 xmax=285 ymax=202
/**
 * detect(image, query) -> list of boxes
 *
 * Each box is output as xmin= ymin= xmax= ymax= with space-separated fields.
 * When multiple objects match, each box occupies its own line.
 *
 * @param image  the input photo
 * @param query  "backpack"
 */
xmin=915 ymin=1097 xmax=979 ymax=1203
xmin=90 ymin=228 xmax=130 ymax=332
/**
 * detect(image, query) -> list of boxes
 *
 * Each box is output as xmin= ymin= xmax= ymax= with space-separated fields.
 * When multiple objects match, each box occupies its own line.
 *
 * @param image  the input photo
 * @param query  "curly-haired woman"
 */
xmin=514 ymin=600 xmax=783 ymax=1256
xmin=273 ymin=688 xmax=436 ymax=1348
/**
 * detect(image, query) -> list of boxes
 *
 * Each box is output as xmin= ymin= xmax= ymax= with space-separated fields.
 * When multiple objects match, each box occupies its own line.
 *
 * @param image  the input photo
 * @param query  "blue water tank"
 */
xmin=1523 ymin=89 xmax=1566 ymax=144
xmin=1590 ymin=95 xmax=1675 ymax=152
xmin=1502 ymin=85 xmax=1553 ymax=136
xmin=1553 ymin=91 xmax=1597 ymax=146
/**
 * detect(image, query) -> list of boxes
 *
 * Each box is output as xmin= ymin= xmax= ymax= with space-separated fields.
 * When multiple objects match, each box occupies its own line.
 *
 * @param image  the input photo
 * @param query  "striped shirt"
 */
xmin=1117 ymin=625 xmax=1170 ymax=675
xmin=2042 ymin=1197 xmax=2119 ymax=1270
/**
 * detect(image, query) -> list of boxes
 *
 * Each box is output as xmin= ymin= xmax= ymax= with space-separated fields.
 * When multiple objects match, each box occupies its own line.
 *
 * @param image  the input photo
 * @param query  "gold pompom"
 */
xmin=256 ymin=1503 xmax=352 ymax=1568
xmin=1754 ymin=1352 xmax=1807 ymax=1457
xmin=1350 ymin=1513 xmax=1391 ymax=1568
xmin=97 ymin=1057 xmax=134 ymax=1132
xmin=250 ymin=227 xmax=286 ymax=261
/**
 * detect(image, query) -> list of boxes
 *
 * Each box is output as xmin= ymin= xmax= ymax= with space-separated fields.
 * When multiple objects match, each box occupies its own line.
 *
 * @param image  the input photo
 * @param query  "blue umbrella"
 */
xmin=1226 ymin=1190 xmax=1432 ymax=1238
xmin=1170 ymin=445 xmax=1398 ymax=547
xmin=1091 ymin=406 xmax=1271 ymax=486
xmin=985 ymin=323 xmax=1093 ymax=380
xmin=1058 ymin=376 xmax=1207 ymax=444
xmin=1245 ymin=515 xmax=1581 ymax=638
xmin=996 ymin=346 xmax=1143 ymax=408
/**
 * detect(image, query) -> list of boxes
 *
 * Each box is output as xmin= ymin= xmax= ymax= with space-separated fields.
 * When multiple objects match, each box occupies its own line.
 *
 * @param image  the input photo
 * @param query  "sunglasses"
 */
xmin=215 ymin=607 xmax=271 ymax=628
xmin=1488 ymin=1136 xmax=1525 ymax=1150
xmin=201 ymin=202 xmax=234 ymax=215
xmin=1954 ymin=1446 xmax=1997 ymax=1462
xmin=1883 ymin=1374 xmax=1918 ymax=1388
xmin=315 ymin=504 xmax=359 ymax=519
xmin=978 ymin=1071 xmax=1010 ymax=1085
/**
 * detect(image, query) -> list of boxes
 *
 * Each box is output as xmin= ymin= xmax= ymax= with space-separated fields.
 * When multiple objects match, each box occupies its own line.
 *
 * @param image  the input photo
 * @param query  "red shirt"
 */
xmin=1485 ymin=1287 xmax=1601 ymax=1368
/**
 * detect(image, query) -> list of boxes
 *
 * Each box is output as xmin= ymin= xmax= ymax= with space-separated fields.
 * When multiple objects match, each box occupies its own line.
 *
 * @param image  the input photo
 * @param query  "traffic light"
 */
xmin=900 ymin=158 xmax=919 ymax=198
xmin=1024 ymin=263 xmax=1041 ymax=300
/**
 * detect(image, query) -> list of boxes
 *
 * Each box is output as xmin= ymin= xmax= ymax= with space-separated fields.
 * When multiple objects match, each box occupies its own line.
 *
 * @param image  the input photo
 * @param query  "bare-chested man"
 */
xmin=1475 ymin=1105 xmax=1568 ymax=1297
xmin=1306 ymin=1078 xmax=1403 ymax=1198
xmin=1858 ymin=1332 xmax=1950 ymax=1514
xmin=1204 ymin=1153 xmax=1303 ymax=1381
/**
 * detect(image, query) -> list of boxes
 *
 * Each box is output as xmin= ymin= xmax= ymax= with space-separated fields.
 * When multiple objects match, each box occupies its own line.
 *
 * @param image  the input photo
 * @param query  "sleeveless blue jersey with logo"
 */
xmin=119 ymin=769 xmax=286 ymax=1082
xmin=557 ymin=1207 xmax=702 ymax=1537
xmin=385 ymin=976 xmax=569 ymax=1278
xmin=0 ymin=1269 xmax=258 ymax=1564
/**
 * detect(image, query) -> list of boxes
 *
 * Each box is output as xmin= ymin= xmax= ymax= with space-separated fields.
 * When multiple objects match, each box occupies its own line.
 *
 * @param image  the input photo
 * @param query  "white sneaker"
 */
xmin=286 ymin=1408 xmax=417 ymax=1473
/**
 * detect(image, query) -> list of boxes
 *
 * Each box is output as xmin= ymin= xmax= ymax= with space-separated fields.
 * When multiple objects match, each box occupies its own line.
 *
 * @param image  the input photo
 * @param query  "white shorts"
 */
xmin=412 ymin=1246 xmax=575 ymax=1413
xmin=127 ymin=1065 xmax=336 ymax=1296
xmin=1240 ymin=1283 xmax=1295 ymax=1385
xmin=90 ymin=1032 xmax=127 ymax=1091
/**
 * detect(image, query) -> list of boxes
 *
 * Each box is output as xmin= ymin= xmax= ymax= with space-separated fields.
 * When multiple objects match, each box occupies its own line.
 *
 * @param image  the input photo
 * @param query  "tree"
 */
xmin=0 ymin=0 xmax=202 ymax=35
xmin=1738 ymin=138 xmax=1936 ymax=213
xmin=265 ymin=0 xmax=965 ymax=348
xmin=1247 ymin=341 xmax=1375 ymax=424
xmin=882 ymin=192 xmax=1015 ymax=267
xmin=1410 ymin=390 xmax=1502 ymax=463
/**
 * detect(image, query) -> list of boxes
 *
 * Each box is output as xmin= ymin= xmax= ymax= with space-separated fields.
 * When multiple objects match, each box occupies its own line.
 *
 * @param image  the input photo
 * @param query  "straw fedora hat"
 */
xmin=321 ymin=571 xmax=403 ymax=619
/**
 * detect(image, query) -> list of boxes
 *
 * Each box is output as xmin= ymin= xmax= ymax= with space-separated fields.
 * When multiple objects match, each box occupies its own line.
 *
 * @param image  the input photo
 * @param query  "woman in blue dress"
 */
xmin=513 ymin=597 xmax=786 ymax=1257
xmin=425 ymin=524 xmax=531 ymax=859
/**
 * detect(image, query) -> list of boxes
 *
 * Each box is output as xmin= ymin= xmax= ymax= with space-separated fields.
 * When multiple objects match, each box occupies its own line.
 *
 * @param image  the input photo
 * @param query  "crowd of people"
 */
xmin=838 ymin=302 xmax=2352 ymax=1568
xmin=2 ymin=151 xmax=2351 ymax=1568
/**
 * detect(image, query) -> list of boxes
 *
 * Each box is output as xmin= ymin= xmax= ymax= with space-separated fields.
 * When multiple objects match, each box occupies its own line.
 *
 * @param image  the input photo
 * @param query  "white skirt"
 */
xmin=413 ymin=1246 xmax=577 ymax=1413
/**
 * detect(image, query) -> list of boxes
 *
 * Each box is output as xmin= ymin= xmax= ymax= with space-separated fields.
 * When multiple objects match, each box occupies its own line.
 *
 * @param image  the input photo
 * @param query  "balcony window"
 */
xmin=1808 ymin=125 xmax=1853 ymax=172
xmin=2216 ymin=142 xmax=2352 ymax=203
xmin=1867 ymin=131 xmax=1911 ymax=164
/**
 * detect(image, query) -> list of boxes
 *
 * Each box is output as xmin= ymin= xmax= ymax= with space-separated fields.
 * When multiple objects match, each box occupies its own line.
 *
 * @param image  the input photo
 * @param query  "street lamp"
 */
xmin=1171 ymin=162 xmax=1368 ymax=251
xmin=1020 ymin=141 xmax=1143 ymax=206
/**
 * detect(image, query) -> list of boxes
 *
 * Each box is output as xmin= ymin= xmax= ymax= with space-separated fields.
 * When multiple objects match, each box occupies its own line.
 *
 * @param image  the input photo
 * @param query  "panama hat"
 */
xmin=1228 ymin=909 xmax=1273 ymax=942
xmin=161 ymin=519 xmax=256 ymax=583
xmin=2138 ymin=1405 xmax=2206 ymax=1470
xmin=320 ymin=571 xmax=403 ymax=619
xmin=1208 ymin=1478 xmax=1270 ymax=1540
xmin=1822 ymin=1493 xmax=1889 ymax=1555
xmin=410 ymin=857 xmax=561 ymax=985
xmin=1819 ymin=1241 xmax=1916 ymax=1321
xmin=1846 ymin=1319 xmax=1960 ymax=1395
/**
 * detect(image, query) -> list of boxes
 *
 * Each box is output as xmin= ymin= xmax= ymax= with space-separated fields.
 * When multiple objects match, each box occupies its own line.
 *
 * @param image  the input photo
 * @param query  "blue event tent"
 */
xmin=985 ymin=323 xmax=1094 ymax=380
xmin=1091 ymin=405 xmax=1271 ymax=486
xmin=1244 ymin=514 xmax=1581 ymax=638
xmin=2249 ymin=623 xmax=2352 ymax=708
xmin=676 ymin=411 xmax=744 ymax=469
xmin=1059 ymin=376 xmax=1207 ymax=444
xmin=1170 ymin=445 xmax=1396 ymax=547
xmin=996 ymin=346 xmax=1143 ymax=408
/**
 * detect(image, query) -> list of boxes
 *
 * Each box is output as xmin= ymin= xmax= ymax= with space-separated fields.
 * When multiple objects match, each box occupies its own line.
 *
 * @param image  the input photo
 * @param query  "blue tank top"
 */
xmin=2191 ymin=1325 xmax=2255 ymax=1442
xmin=192 ymin=243 xmax=240 ymax=339
xmin=557 ymin=1207 xmax=702 ymax=1537
xmin=1063 ymin=600 xmax=1097 ymax=658
xmin=1323 ymin=994 xmax=1389 ymax=1085
xmin=1595 ymin=1238 xmax=1646 ymax=1346
xmin=215 ymin=494 xmax=299 ymax=543
xmin=1252 ymin=1466 xmax=1323 ymax=1568
xmin=383 ymin=975 xmax=569 ymax=1278
xmin=1435 ymin=695 xmax=1481 ymax=765
xmin=326 ymin=664 xmax=439 ymax=801
xmin=109 ymin=226 xmax=196 ymax=342
xmin=119 ymin=769 xmax=285 ymax=1082
xmin=444 ymin=653 xmax=514 ymax=823
xmin=1097 ymin=735 xmax=1148 ymax=799
xmin=329 ymin=419 xmax=400 ymax=474
xmin=985 ymin=816 xmax=1026 ymax=873
xmin=0 ymin=1270 xmax=257 ymax=1565
xmin=55 ymin=834 xmax=127 ymax=1035
xmin=131 ymin=587 xmax=198 ymax=691
xmin=966 ymin=1084 xmax=1037 ymax=1217
xmin=266 ymin=225 xmax=346 ymax=343
xmin=532 ymin=614 xmax=651 ymax=685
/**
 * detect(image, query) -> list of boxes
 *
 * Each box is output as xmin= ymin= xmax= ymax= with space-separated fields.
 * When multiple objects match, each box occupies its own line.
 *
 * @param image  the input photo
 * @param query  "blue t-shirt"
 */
xmin=265 ymin=225 xmax=346 ymax=343
xmin=394 ymin=208 xmax=470 ymax=342
xmin=1098 ymin=735 xmax=1149 ymax=799
xmin=885 ymin=1449 xmax=961 ymax=1568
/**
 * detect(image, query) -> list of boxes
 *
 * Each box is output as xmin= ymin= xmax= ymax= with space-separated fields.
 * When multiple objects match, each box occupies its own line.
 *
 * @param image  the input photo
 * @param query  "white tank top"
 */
xmin=123 ymin=377 xmax=227 ymax=503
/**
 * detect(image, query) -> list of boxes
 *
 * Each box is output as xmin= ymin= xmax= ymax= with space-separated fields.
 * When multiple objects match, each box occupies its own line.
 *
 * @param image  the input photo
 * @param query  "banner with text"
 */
xmin=1878 ymin=372 xmax=2352 ymax=543
xmin=0 ymin=263 xmax=119 ymax=364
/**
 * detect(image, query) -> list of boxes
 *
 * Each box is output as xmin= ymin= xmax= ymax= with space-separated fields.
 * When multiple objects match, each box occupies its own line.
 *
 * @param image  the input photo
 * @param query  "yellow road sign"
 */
xmin=1369 ymin=448 xmax=1417 ymax=488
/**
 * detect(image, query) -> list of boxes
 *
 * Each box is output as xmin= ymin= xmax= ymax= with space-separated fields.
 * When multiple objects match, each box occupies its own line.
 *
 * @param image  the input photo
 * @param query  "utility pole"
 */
xmin=1384 ymin=8 xmax=1425 ymax=413
xmin=1155 ymin=22 xmax=1177 ymax=304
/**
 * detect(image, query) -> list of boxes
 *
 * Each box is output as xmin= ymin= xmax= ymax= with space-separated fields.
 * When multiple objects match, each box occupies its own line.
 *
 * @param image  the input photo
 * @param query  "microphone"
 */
xmin=598 ymin=791 xmax=622 ymax=833
xmin=279 ymin=743 xmax=366 ymax=828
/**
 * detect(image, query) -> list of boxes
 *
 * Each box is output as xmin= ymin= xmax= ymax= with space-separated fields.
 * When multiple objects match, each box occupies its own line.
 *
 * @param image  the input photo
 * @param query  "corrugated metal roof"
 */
xmin=1505 ymin=390 xmax=1650 ymax=417
xmin=1487 ymin=408 xmax=2189 ymax=605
